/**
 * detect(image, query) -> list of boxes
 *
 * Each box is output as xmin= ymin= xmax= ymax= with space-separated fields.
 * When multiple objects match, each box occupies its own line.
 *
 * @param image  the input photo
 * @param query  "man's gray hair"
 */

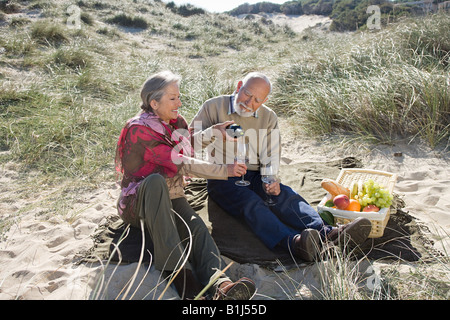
xmin=242 ymin=72 xmax=272 ymax=96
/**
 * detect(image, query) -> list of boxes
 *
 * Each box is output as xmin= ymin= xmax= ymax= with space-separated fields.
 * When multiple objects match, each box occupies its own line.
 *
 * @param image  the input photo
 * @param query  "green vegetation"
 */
xmin=229 ymin=0 xmax=449 ymax=31
xmin=166 ymin=1 xmax=206 ymax=17
xmin=272 ymin=13 xmax=449 ymax=146
xmin=0 ymin=0 xmax=448 ymax=184
xmin=0 ymin=0 xmax=448 ymax=300
xmin=106 ymin=13 xmax=149 ymax=29
xmin=0 ymin=0 xmax=296 ymax=185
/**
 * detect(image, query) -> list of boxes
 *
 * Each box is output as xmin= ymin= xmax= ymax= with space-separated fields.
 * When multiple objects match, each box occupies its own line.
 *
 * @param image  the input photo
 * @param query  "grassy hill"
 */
xmin=0 ymin=0 xmax=299 ymax=186
xmin=0 ymin=1 xmax=449 ymax=299
xmin=228 ymin=0 xmax=449 ymax=31
xmin=0 ymin=0 xmax=448 ymax=188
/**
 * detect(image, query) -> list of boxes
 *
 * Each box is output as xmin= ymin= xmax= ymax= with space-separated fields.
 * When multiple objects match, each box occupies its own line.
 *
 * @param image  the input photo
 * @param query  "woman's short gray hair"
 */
xmin=140 ymin=71 xmax=182 ymax=112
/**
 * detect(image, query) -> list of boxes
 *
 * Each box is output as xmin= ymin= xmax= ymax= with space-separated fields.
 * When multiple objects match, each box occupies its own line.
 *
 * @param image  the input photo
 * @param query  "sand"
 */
xmin=1 ymin=2 xmax=448 ymax=301
xmin=0 ymin=10 xmax=448 ymax=300
xmin=0 ymin=115 xmax=448 ymax=300
xmin=237 ymin=13 xmax=332 ymax=33
xmin=263 ymin=13 xmax=332 ymax=33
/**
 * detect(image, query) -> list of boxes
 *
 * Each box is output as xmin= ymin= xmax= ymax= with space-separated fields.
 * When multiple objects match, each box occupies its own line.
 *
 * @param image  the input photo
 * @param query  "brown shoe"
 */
xmin=215 ymin=278 xmax=256 ymax=300
xmin=326 ymin=217 xmax=372 ymax=248
xmin=292 ymin=229 xmax=321 ymax=262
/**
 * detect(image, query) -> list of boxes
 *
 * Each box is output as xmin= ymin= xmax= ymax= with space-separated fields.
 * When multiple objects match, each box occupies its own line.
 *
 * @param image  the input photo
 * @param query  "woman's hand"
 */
xmin=227 ymin=162 xmax=247 ymax=177
xmin=213 ymin=120 xmax=236 ymax=141
xmin=263 ymin=180 xmax=281 ymax=196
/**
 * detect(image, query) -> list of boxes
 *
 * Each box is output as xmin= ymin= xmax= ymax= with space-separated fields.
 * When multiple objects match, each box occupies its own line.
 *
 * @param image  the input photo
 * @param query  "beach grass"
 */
xmin=0 ymin=0 xmax=449 ymax=300
xmin=271 ymin=13 xmax=449 ymax=147
xmin=88 ymin=226 xmax=449 ymax=300
xmin=270 ymin=227 xmax=449 ymax=300
xmin=2 ymin=3 xmax=448 ymax=187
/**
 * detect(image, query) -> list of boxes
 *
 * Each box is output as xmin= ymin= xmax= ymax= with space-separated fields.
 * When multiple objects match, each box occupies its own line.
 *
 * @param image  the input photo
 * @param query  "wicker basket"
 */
xmin=317 ymin=169 xmax=398 ymax=238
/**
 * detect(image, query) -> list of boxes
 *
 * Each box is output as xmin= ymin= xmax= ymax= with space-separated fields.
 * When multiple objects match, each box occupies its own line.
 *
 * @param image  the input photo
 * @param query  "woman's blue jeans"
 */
xmin=207 ymin=170 xmax=330 ymax=250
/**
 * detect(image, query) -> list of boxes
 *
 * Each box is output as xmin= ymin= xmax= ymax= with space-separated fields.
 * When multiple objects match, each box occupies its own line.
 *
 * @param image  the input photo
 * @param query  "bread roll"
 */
xmin=321 ymin=179 xmax=350 ymax=198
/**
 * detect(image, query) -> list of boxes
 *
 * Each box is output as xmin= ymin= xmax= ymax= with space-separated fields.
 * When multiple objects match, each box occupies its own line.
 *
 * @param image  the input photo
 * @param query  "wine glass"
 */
xmin=235 ymin=141 xmax=250 ymax=186
xmin=261 ymin=164 xmax=277 ymax=206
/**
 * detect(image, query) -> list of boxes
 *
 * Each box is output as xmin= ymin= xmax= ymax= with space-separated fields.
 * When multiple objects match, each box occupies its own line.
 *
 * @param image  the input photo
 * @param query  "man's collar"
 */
xmin=229 ymin=94 xmax=258 ymax=118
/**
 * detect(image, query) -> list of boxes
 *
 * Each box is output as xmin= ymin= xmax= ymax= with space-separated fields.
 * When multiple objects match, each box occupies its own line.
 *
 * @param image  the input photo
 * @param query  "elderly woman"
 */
xmin=115 ymin=71 xmax=255 ymax=300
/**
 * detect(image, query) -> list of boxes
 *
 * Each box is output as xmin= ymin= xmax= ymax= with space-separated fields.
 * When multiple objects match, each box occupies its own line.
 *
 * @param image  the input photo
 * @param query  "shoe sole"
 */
xmin=221 ymin=278 xmax=256 ymax=300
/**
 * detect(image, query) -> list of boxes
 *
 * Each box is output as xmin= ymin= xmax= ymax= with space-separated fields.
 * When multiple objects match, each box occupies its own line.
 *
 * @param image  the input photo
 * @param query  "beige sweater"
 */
xmin=190 ymin=95 xmax=281 ymax=171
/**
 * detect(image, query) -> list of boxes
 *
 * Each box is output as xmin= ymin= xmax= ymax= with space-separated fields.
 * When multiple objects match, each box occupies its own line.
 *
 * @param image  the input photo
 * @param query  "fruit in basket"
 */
xmin=347 ymin=199 xmax=361 ymax=212
xmin=357 ymin=179 xmax=393 ymax=209
xmin=333 ymin=194 xmax=350 ymax=210
xmin=349 ymin=181 xmax=359 ymax=199
xmin=363 ymin=204 xmax=380 ymax=212
xmin=321 ymin=179 xmax=350 ymax=198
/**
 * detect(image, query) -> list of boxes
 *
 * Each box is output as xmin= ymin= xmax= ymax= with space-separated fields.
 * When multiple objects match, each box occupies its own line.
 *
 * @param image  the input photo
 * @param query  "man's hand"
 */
xmin=263 ymin=180 xmax=281 ymax=196
xmin=227 ymin=162 xmax=247 ymax=177
xmin=213 ymin=120 xmax=236 ymax=141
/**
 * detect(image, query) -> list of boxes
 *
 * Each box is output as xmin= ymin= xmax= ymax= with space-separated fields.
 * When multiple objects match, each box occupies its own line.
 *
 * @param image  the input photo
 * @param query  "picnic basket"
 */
xmin=317 ymin=168 xmax=398 ymax=238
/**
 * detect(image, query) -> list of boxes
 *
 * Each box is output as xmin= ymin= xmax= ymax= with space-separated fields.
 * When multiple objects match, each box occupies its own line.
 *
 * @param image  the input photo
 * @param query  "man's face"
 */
xmin=234 ymin=78 xmax=270 ymax=117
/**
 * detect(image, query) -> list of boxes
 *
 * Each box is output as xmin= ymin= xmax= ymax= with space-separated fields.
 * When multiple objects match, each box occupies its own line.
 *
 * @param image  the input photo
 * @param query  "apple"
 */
xmin=333 ymin=194 xmax=350 ymax=210
xmin=363 ymin=204 xmax=380 ymax=212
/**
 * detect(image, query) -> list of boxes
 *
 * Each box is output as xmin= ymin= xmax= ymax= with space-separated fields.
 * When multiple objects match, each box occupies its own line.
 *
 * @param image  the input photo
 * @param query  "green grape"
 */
xmin=358 ymin=179 xmax=393 ymax=209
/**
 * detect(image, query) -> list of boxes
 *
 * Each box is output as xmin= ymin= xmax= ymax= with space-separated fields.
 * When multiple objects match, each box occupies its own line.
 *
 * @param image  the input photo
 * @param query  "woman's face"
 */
xmin=151 ymin=82 xmax=182 ymax=123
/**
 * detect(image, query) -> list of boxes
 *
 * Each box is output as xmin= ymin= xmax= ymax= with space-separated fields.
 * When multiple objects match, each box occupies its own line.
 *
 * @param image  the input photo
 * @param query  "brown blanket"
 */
xmin=80 ymin=157 xmax=441 ymax=266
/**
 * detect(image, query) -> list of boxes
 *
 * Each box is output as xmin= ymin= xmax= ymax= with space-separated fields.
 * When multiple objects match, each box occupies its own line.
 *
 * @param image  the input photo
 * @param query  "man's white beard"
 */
xmin=234 ymin=96 xmax=253 ymax=118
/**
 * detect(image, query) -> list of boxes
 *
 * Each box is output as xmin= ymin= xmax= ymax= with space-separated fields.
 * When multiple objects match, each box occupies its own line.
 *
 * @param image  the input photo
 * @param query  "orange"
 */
xmin=347 ymin=199 xmax=361 ymax=212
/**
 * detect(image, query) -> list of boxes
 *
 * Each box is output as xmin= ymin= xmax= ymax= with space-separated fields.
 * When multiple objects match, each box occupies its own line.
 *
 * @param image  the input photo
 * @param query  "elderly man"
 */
xmin=189 ymin=72 xmax=371 ymax=261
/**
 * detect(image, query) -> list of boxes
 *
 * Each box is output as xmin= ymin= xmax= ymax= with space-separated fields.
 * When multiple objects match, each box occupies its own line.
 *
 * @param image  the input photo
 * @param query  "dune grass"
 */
xmin=0 ymin=0 xmax=293 ymax=182
xmin=271 ymin=13 xmax=449 ymax=148
xmin=0 ymin=0 xmax=449 ymax=300
xmin=88 ymin=224 xmax=449 ymax=300
xmin=2 ymin=2 xmax=446 ymax=184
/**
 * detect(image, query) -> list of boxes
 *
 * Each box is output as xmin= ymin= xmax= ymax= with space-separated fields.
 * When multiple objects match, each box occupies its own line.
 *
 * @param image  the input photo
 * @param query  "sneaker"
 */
xmin=292 ymin=229 xmax=321 ymax=262
xmin=215 ymin=277 xmax=256 ymax=300
xmin=326 ymin=217 xmax=372 ymax=248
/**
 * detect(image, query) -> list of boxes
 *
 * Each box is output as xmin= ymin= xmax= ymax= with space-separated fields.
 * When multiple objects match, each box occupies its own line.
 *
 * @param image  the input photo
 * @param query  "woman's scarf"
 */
xmin=114 ymin=111 xmax=193 ymax=216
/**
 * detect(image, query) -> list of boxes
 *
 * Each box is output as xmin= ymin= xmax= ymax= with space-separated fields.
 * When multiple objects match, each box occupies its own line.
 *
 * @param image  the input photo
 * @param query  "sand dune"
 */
xmin=265 ymin=13 xmax=332 ymax=33
xmin=0 ymin=4 xmax=448 ymax=301
xmin=1 ymin=122 xmax=448 ymax=299
xmin=238 ymin=13 xmax=332 ymax=33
